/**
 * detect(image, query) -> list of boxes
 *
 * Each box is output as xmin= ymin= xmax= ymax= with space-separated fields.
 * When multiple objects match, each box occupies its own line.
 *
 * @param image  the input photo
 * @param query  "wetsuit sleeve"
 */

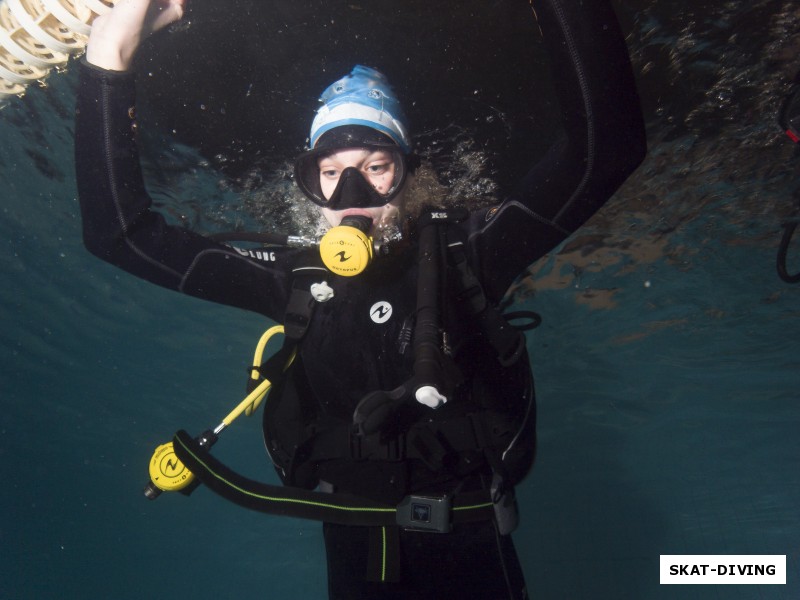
xmin=468 ymin=0 xmax=647 ymax=301
xmin=74 ymin=59 xmax=290 ymax=318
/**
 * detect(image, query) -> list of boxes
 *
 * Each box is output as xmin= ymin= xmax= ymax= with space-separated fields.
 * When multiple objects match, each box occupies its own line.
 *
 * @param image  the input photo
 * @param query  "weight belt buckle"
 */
xmin=396 ymin=494 xmax=452 ymax=533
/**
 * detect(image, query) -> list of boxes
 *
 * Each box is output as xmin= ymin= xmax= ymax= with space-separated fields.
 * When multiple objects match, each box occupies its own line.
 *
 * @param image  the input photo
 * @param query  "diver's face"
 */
xmin=318 ymin=148 xmax=397 ymax=198
xmin=317 ymin=148 xmax=405 ymax=231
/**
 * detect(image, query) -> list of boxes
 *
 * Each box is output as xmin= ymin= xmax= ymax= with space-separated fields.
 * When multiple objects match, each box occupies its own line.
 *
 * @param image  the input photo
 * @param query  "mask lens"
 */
xmin=295 ymin=146 xmax=407 ymax=208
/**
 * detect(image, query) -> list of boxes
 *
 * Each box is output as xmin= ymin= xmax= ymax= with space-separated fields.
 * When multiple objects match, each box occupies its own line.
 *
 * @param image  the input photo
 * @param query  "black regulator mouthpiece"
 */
xmin=340 ymin=214 xmax=372 ymax=232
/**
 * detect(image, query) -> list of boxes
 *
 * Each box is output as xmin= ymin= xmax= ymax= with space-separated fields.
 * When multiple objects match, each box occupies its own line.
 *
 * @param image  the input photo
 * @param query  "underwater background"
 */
xmin=1 ymin=0 xmax=799 ymax=598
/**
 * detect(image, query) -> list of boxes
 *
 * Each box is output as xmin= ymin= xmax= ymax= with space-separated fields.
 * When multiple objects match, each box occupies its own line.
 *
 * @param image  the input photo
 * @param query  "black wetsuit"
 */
xmin=75 ymin=1 xmax=645 ymax=598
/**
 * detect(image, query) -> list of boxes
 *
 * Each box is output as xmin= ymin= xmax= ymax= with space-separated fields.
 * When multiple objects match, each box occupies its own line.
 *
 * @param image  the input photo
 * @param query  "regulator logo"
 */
xmin=370 ymin=301 xmax=393 ymax=324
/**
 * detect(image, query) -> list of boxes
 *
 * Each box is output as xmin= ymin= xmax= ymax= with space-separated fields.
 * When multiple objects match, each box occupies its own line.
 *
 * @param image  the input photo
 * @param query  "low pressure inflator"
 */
xmin=143 ymin=325 xmax=292 ymax=499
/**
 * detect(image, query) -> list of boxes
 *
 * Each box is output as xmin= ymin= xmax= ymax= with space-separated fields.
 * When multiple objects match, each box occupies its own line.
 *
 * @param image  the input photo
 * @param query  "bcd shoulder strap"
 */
xmin=445 ymin=228 xmax=526 ymax=367
xmin=247 ymin=262 xmax=327 ymax=395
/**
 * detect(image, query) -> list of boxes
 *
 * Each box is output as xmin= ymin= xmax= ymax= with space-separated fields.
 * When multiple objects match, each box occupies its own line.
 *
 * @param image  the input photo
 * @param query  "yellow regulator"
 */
xmin=143 ymin=326 xmax=292 ymax=500
xmin=319 ymin=220 xmax=373 ymax=277
xmin=148 ymin=442 xmax=195 ymax=492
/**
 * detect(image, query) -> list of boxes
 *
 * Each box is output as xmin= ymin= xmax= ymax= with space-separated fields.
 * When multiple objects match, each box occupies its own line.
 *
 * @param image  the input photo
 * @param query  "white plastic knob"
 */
xmin=415 ymin=385 xmax=447 ymax=409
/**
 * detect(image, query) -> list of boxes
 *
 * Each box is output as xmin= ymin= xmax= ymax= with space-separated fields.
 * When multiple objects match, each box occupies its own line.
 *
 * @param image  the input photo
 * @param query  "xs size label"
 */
xmin=660 ymin=555 xmax=786 ymax=584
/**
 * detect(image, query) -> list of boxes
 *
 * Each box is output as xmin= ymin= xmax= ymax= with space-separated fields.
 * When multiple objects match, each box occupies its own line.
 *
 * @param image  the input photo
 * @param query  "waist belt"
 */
xmin=172 ymin=430 xmax=496 ymax=530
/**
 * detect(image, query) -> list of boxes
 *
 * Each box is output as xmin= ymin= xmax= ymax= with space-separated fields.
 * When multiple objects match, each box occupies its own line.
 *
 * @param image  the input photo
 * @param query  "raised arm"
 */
xmin=75 ymin=0 xmax=290 ymax=318
xmin=470 ymin=0 xmax=647 ymax=300
xmin=86 ymin=0 xmax=185 ymax=71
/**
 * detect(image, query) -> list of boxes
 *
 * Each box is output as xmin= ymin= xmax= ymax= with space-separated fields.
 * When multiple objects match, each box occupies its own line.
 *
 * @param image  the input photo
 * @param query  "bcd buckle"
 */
xmin=349 ymin=429 xmax=406 ymax=461
xmin=396 ymin=494 xmax=452 ymax=533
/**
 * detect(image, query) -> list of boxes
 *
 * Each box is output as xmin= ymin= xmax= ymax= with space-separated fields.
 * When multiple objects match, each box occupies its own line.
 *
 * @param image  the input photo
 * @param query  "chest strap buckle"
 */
xmin=396 ymin=494 xmax=452 ymax=533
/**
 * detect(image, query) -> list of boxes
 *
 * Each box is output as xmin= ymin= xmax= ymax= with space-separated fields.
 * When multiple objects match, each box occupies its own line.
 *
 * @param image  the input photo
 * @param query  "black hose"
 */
xmin=209 ymin=231 xmax=290 ymax=245
xmin=352 ymin=212 xmax=448 ymax=433
xmin=777 ymin=222 xmax=800 ymax=283
xmin=413 ymin=220 xmax=445 ymax=391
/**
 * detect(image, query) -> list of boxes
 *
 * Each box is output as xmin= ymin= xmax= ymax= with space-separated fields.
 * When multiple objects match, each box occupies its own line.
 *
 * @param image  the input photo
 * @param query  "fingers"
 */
xmin=86 ymin=0 xmax=186 ymax=71
xmin=147 ymin=0 xmax=186 ymax=35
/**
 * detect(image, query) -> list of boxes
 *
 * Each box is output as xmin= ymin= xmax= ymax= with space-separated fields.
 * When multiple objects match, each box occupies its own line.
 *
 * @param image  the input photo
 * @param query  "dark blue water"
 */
xmin=2 ymin=1 xmax=799 ymax=598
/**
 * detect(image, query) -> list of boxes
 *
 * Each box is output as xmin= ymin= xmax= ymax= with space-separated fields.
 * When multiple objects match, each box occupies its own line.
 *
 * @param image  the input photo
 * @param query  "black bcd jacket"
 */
xmin=74 ymin=0 xmax=646 ymax=503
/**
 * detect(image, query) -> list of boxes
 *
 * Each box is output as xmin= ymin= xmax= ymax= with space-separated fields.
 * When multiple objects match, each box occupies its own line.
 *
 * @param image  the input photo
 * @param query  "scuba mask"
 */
xmin=294 ymin=130 xmax=409 ymax=208
xmin=298 ymin=62 xmax=413 ymax=273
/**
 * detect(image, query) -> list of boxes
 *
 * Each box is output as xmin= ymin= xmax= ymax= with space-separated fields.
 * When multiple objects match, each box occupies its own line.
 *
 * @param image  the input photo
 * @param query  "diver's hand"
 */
xmin=86 ymin=0 xmax=186 ymax=71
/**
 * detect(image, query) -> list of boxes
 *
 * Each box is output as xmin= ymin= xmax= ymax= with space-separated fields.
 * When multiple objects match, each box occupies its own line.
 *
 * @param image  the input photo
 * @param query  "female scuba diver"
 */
xmin=75 ymin=0 xmax=646 ymax=598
